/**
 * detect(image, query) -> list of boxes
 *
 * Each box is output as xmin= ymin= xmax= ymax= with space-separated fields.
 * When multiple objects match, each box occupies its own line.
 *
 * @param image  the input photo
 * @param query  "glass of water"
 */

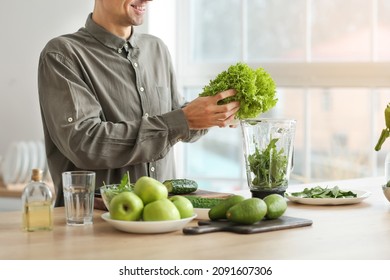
xmin=62 ymin=171 xmax=95 ymax=226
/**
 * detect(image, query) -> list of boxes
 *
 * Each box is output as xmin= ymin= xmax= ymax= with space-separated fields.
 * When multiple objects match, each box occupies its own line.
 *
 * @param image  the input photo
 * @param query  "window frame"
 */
xmin=173 ymin=0 xmax=390 ymax=183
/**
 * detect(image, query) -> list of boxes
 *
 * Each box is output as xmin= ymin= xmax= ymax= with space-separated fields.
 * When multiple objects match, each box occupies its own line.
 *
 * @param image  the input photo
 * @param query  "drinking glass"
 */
xmin=62 ymin=171 xmax=95 ymax=225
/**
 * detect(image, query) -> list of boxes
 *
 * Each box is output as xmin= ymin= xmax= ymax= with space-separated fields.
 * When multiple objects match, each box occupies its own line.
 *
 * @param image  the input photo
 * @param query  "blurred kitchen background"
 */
xmin=1 ymin=0 xmax=390 ymax=210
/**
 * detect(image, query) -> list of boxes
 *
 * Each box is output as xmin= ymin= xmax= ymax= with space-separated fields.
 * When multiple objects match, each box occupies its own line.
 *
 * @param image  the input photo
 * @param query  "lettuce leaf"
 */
xmin=199 ymin=62 xmax=277 ymax=119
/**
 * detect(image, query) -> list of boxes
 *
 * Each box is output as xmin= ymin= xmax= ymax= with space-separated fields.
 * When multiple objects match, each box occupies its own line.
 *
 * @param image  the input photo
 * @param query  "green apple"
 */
xmin=142 ymin=198 xmax=181 ymax=221
xmin=134 ymin=176 xmax=168 ymax=205
xmin=109 ymin=192 xmax=144 ymax=221
xmin=169 ymin=195 xmax=194 ymax=218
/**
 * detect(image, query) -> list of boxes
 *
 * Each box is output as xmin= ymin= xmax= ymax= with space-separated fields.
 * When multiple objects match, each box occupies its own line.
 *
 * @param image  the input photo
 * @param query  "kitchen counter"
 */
xmin=0 ymin=182 xmax=55 ymax=198
xmin=0 ymin=181 xmax=55 ymax=212
xmin=1 ymin=177 xmax=389 ymax=260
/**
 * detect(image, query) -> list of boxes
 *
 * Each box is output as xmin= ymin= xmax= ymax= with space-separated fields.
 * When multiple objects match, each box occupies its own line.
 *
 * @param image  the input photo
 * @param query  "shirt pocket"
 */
xmin=156 ymin=86 xmax=171 ymax=114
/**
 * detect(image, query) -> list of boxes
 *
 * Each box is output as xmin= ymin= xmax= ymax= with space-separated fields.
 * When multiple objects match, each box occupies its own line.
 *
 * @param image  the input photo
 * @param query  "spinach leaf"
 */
xmin=289 ymin=186 xmax=357 ymax=198
xmin=248 ymin=138 xmax=288 ymax=189
xmin=101 ymin=171 xmax=134 ymax=200
xmin=118 ymin=171 xmax=131 ymax=191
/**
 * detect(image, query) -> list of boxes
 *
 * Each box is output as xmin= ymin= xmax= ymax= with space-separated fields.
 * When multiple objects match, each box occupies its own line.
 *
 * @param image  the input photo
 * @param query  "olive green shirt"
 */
xmin=38 ymin=14 xmax=207 ymax=206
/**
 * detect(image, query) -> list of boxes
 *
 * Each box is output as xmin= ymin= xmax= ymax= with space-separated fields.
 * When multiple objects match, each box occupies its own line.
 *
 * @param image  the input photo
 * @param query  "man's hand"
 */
xmin=182 ymin=89 xmax=240 ymax=129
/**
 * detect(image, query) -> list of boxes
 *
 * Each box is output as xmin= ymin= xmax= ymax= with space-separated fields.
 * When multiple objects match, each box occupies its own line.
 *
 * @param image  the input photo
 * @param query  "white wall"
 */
xmin=0 ymin=0 xmax=153 ymax=210
xmin=0 ymin=1 xmax=93 ymax=157
xmin=0 ymin=0 xmax=150 ymax=159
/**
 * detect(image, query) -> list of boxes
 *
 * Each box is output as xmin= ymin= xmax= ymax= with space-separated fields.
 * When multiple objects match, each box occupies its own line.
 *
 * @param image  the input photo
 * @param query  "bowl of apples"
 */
xmin=101 ymin=176 xmax=197 ymax=234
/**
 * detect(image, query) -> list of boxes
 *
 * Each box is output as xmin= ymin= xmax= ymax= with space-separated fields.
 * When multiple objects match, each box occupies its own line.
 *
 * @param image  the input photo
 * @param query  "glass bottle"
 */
xmin=22 ymin=168 xmax=53 ymax=231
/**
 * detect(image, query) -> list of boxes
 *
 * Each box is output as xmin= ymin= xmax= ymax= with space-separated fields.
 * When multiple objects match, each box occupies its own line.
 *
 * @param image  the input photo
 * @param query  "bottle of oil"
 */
xmin=22 ymin=168 xmax=53 ymax=231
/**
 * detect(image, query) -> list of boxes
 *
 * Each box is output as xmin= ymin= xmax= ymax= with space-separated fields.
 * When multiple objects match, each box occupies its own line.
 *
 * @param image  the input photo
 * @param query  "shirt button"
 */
xmin=117 ymin=49 xmax=122 ymax=54
xmin=150 ymin=167 xmax=155 ymax=172
xmin=144 ymin=113 xmax=149 ymax=117
xmin=67 ymin=117 xmax=73 ymax=123
xmin=133 ymin=62 xmax=138 ymax=68
xmin=140 ymin=87 xmax=144 ymax=92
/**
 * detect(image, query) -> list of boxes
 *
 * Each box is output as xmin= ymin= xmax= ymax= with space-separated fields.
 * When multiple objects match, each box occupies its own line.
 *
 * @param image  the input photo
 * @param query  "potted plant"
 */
xmin=374 ymin=103 xmax=390 ymax=202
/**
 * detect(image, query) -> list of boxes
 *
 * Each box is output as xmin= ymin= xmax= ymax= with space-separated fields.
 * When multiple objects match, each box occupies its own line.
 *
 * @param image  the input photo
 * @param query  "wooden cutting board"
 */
xmin=183 ymin=216 xmax=313 ymax=235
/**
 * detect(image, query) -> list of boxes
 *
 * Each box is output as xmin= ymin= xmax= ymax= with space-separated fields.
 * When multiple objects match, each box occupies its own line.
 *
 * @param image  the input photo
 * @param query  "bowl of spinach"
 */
xmin=100 ymin=172 xmax=134 ymax=211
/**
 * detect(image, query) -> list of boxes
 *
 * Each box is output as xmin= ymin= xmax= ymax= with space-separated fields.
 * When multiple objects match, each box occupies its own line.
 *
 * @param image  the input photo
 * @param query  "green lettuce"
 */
xmin=199 ymin=62 xmax=277 ymax=119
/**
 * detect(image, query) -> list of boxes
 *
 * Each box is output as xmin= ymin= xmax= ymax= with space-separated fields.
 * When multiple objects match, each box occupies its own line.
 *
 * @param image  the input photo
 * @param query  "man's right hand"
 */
xmin=182 ymin=89 xmax=240 ymax=130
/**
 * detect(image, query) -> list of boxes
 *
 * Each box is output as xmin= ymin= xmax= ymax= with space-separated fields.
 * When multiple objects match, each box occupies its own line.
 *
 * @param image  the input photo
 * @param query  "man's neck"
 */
xmin=92 ymin=13 xmax=132 ymax=40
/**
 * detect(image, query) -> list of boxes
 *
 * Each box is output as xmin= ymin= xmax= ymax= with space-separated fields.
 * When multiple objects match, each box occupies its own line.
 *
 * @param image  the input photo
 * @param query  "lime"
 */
xmin=263 ymin=194 xmax=287 ymax=219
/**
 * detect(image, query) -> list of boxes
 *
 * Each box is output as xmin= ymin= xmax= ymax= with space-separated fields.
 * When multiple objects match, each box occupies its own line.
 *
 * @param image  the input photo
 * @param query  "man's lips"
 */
xmin=131 ymin=4 xmax=146 ymax=13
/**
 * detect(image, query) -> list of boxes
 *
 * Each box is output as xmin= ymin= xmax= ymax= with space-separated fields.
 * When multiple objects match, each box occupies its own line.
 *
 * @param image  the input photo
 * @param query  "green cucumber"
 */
xmin=183 ymin=196 xmax=226 ymax=209
xmin=163 ymin=179 xmax=198 ymax=195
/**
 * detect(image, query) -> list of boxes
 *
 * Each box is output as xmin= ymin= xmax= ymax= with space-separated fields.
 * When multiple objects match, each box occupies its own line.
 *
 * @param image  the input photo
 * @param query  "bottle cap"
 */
xmin=31 ymin=169 xmax=43 ymax=181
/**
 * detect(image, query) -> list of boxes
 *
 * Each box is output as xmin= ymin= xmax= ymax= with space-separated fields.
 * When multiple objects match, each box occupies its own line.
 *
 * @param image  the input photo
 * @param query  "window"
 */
xmin=151 ymin=0 xmax=390 ymax=192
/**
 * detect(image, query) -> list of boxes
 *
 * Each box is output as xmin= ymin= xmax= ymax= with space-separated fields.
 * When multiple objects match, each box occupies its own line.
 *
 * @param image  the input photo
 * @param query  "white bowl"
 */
xmin=101 ymin=212 xmax=197 ymax=234
xmin=382 ymin=185 xmax=390 ymax=203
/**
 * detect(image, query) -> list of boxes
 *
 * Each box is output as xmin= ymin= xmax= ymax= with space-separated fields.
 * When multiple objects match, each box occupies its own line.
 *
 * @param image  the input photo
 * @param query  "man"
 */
xmin=38 ymin=0 xmax=239 ymax=207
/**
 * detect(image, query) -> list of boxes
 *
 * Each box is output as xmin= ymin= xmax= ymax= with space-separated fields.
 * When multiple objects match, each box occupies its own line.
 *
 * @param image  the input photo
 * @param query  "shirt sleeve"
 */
xmin=38 ymin=46 xmax=205 ymax=170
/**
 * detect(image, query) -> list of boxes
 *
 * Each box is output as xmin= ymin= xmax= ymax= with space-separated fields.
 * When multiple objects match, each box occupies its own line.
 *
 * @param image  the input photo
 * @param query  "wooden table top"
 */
xmin=1 ymin=177 xmax=389 ymax=260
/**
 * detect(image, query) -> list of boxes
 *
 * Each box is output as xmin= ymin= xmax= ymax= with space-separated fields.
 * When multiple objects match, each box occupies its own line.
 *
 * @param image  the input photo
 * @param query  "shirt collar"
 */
xmin=84 ymin=13 xmax=138 ymax=52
